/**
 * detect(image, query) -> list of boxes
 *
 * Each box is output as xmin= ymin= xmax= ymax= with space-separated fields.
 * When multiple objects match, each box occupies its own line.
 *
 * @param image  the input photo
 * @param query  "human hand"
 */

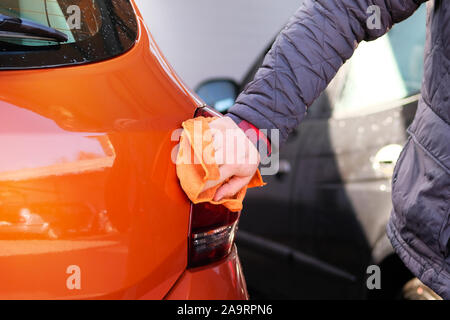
xmin=200 ymin=116 xmax=260 ymax=201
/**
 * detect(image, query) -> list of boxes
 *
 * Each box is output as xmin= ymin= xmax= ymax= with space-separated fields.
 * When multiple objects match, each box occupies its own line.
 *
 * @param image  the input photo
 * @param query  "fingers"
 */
xmin=200 ymin=164 xmax=237 ymax=193
xmin=213 ymin=175 xmax=253 ymax=202
xmin=195 ymin=116 xmax=260 ymax=199
xmin=201 ymin=178 xmax=221 ymax=193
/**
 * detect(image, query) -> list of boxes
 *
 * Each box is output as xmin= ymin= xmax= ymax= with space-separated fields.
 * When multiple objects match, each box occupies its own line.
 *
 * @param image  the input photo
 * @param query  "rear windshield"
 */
xmin=0 ymin=0 xmax=138 ymax=70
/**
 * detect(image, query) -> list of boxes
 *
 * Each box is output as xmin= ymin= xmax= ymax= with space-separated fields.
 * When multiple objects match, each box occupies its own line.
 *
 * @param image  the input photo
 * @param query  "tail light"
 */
xmin=188 ymin=203 xmax=240 ymax=268
xmin=187 ymin=105 xmax=240 ymax=268
xmin=194 ymin=104 xmax=223 ymax=118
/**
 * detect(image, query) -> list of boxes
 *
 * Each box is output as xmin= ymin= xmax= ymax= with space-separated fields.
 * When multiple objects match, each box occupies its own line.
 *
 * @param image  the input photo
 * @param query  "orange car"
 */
xmin=0 ymin=0 xmax=247 ymax=299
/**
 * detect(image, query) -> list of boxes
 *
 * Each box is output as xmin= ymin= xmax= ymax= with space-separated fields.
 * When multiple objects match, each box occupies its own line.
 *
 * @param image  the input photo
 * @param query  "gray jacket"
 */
xmin=228 ymin=0 xmax=449 ymax=298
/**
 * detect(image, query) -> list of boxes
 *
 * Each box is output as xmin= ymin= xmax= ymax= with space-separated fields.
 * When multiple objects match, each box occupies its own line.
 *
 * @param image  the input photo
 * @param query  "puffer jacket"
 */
xmin=227 ymin=0 xmax=449 ymax=298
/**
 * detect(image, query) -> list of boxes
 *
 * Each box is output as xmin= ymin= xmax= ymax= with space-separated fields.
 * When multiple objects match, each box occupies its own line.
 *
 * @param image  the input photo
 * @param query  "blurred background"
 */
xmin=135 ymin=0 xmax=301 ymax=89
xmin=135 ymin=1 xmax=431 ymax=300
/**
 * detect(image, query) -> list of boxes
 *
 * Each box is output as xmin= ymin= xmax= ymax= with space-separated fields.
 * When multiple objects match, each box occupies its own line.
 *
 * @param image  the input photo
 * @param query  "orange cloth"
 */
xmin=176 ymin=116 xmax=265 ymax=212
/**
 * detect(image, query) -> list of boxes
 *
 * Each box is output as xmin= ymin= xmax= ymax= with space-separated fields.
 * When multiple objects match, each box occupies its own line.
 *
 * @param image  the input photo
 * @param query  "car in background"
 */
xmin=196 ymin=5 xmax=432 ymax=299
xmin=0 ymin=0 xmax=246 ymax=299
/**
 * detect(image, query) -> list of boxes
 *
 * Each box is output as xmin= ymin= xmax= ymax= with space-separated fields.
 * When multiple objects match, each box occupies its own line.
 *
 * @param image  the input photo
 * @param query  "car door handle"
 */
xmin=372 ymin=144 xmax=403 ymax=175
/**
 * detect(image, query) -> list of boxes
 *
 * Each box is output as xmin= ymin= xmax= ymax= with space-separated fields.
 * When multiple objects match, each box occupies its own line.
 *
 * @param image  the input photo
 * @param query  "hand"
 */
xmin=201 ymin=116 xmax=260 ymax=201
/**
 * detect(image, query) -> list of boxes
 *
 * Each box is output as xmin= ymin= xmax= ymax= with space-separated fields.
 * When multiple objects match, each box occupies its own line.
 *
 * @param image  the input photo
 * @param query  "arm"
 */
xmin=208 ymin=0 xmax=426 ymax=200
xmin=227 ymin=0 xmax=426 ymax=145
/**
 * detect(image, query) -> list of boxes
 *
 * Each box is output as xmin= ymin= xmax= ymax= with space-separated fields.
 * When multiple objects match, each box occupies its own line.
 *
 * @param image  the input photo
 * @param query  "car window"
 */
xmin=0 ymin=0 xmax=138 ymax=69
xmin=333 ymin=5 xmax=426 ymax=116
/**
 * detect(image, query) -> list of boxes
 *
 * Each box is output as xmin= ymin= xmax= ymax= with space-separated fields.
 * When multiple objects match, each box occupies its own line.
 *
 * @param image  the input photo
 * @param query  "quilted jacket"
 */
xmin=227 ymin=0 xmax=449 ymax=298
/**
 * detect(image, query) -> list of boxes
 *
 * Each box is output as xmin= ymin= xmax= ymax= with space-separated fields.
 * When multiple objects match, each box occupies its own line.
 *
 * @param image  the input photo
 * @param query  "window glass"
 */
xmin=0 ymin=0 xmax=138 ymax=69
xmin=334 ymin=5 xmax=426 ymax=114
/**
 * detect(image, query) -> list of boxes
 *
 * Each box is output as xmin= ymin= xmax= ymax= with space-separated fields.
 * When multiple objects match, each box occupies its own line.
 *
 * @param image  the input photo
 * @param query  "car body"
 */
xmin=197 ymin=5 xmax=427 ymax=299
xmin=0 ymin=0 xmax=247 ymax=300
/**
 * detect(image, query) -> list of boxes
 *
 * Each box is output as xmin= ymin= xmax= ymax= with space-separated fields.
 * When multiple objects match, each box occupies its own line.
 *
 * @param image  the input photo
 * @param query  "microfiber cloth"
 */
xmin=176 ymin=116 xmax=265 ymax=212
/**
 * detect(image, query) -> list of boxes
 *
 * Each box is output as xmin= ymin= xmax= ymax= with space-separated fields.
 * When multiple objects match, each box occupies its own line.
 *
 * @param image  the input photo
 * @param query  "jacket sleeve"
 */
xmin=227 ymin=0 xmax=427 ymax=145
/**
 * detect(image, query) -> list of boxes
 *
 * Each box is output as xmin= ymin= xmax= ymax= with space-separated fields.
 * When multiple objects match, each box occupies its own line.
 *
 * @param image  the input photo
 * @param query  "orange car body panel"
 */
xmin=164 ymin=247 xmax=249 ymax=300
xmin=0 ymin=1 xmax=246 ymax=299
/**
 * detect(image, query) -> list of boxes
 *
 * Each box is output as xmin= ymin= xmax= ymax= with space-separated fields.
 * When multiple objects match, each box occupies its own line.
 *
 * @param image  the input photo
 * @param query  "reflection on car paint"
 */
xmin=0 ymin=102 xmax=117 ymax=239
